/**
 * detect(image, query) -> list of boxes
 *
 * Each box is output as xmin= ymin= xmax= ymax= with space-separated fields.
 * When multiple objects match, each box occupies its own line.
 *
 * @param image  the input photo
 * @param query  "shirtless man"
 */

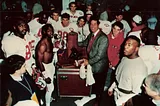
xmin=35 ymin=24 xmax=55 ymax=106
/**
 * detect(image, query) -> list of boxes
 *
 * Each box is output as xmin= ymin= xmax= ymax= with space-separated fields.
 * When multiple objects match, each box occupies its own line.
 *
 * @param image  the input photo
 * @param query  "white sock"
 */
xmin=40 ymin=99 xmax=44 ymax=105
xmin=74 ymin=100 xmax=83 ymax=106
xmin=74 ymin=94 xmax=96 ymax=106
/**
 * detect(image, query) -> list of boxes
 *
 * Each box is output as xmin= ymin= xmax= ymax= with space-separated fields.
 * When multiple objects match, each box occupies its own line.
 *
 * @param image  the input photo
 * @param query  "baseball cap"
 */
xmin=86 ymin=10 xmax=93 ymax=15
xmin=132 ymin=15 xmax=142 ymax=24
xmin=147 ymin=16 xmax=158 ymax=30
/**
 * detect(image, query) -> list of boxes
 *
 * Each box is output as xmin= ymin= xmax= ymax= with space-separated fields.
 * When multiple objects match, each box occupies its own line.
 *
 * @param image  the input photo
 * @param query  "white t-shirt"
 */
xmin=116 ymin=57 xmax=147 ymax=93
xmin=61 ymin=10 xmax=84 ymax=23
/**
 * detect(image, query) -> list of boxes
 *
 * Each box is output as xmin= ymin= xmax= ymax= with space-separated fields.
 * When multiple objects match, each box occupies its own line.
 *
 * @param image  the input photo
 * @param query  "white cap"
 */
xmin=133 ymin=15 xmax=142 ymax=24
xmin=86 ymin=10 xmax=93 ymax=15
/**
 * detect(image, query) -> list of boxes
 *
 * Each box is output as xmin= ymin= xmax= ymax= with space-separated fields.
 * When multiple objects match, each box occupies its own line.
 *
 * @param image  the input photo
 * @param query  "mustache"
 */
xmin=22 ymin=29 xmax=27 ymax=32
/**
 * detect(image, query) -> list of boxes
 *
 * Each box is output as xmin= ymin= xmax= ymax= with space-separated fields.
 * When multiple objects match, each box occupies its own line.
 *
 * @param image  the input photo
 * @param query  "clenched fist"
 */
xmin=44 ymin=77 xmax=51 ymax=84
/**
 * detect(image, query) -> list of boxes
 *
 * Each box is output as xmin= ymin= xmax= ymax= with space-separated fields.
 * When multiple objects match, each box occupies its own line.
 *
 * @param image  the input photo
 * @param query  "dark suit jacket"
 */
xmin=78 ymin=30 xmax=109 ymax=73
xmin=125 ymin=93 xmax=156 ymax=106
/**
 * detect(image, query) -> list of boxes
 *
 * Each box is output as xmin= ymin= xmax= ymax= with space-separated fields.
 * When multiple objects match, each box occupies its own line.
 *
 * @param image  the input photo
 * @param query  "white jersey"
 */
xmin=28 ymin=18 xmax=45 ymax=48
xmin=28 ymin=18 xmax=44 ymax=39
xmin=56 ymin=22 xmax=73 ymax=39
xmin=61 ymin=9 xmax=84 ymax=23
xmin=99 ymin=20 xmax=112 ymax=35
xmin=111 ymin=19 xmax=131 ymax=38
xmin=47 ymin=17 xmax=61 ymax=30
xmin=1 ymin=32 xmax=35 ymax=75
xmin=138 ymin=45 xmax=160 ymax=74
xmin=55 ymin=22 xmax=74 ymax=49
xmin=70 ymin=22 xmax=90 ymax=42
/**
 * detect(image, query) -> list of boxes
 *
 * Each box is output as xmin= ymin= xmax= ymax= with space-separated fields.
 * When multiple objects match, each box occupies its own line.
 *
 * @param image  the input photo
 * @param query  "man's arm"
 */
xmin=36 ymin=43 xmax=52 ymax=84
xmin=108 ymin=82 xmax=116 ymax=96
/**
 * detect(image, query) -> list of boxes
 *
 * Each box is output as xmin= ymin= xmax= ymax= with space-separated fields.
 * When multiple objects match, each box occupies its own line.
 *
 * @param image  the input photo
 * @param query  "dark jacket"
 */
xmin=7 ymin=72 xmax=39 ymax=105
xmin=126 ymin=93 xmax=156 ymax=106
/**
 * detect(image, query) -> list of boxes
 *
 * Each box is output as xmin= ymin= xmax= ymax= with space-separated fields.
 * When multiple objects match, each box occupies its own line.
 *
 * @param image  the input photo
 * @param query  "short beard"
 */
xmin=15 ymin=31 xmax=26 ymax=39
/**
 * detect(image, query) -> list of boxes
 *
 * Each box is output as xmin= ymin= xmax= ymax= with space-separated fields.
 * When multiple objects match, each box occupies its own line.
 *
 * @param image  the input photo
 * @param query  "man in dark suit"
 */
xmin=78 ymin=16 xmax=109 ymax=106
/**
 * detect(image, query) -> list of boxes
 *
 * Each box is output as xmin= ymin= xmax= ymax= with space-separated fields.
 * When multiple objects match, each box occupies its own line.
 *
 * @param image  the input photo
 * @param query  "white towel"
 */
xmin=75 ymin=60 xmax=79 ymax=67
xmin=74 ymin=94 xmax=96 ymax=106
xmin=79 ymin=63 xmax=86 ymax=79
xmin=53 ymin=48 xmax=59 ymax=64
xmin=86 ymin=64 xmax=95 ymax=86
xmin=79 ymin=64 xmax=95 ymax=86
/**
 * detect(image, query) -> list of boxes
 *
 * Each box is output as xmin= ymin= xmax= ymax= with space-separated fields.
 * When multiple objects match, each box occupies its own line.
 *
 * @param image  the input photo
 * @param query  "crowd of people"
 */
xmin=0 ymin=0 xmax=160 ymax=106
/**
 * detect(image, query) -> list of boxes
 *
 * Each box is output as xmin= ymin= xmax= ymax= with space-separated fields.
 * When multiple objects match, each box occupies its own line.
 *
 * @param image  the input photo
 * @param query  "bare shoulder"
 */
xmin=37 ymin=39 xmax=47 ymax=52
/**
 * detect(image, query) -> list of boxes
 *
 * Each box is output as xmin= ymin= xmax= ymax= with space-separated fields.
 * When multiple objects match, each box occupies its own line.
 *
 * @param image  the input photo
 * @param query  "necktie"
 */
xmin=87 ymin=33 xmax=95 ymax=53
